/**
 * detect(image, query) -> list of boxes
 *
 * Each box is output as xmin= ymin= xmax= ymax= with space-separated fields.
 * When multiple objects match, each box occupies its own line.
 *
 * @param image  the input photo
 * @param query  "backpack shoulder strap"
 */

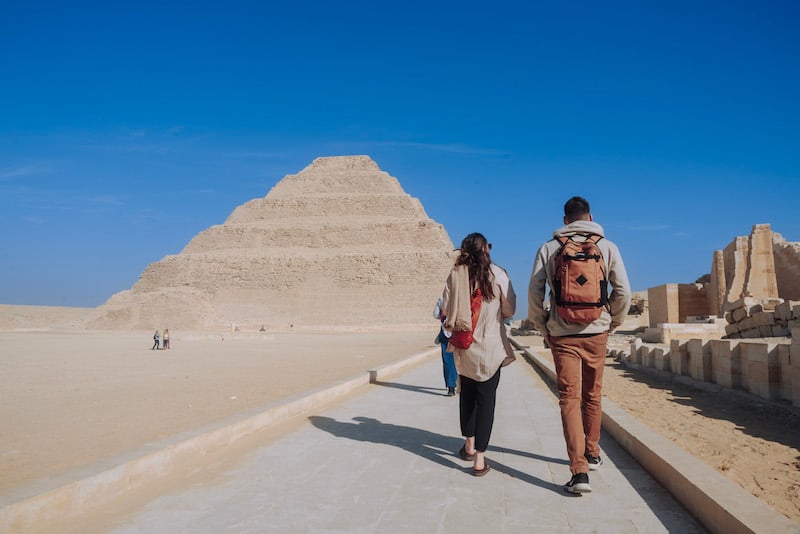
xmin=586 ymin=234 xmax=604 ymax=245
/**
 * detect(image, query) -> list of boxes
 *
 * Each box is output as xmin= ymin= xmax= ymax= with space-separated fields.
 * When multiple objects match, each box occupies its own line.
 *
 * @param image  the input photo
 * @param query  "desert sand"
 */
xmin=0 ymin=329 xmax=439 ymax=495
xmin=515 ymin=334 xmax=800 ymax=522
xmin=2 ymin=324 xmax=798 ymax=523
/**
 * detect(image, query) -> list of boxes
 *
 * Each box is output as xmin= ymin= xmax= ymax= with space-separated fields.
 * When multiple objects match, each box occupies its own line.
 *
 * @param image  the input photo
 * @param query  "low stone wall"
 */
xmin=626 ymin=329 xmax=800 ymax=407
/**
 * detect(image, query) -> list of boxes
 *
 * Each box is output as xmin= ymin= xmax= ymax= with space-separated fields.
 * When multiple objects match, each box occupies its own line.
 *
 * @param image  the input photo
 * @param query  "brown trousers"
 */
xmin=550 ymin=332 xmax=608 ymax=475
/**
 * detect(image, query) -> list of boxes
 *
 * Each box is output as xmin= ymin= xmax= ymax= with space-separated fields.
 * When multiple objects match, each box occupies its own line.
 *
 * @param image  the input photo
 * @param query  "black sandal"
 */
xmin=458 ymin=445 xmax=476 ymax=461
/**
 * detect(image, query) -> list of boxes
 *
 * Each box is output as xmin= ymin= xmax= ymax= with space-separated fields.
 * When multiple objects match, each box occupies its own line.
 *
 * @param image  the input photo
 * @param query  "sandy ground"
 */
xmin=2 ymin=325 xmax=798 ymax=523
xmin=514 ymin=334 xmax=800 ymax=523
xmin=0 ymin=329 xmax=439 ymax=495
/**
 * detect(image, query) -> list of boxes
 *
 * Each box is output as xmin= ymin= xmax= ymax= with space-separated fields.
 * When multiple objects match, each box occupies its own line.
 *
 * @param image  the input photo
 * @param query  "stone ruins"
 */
xmin=86 ymin=156 xmax=455 ymax=331
xmin=645 ymin=224 xmax=800 ymax=338
xmin=626 ymin=223 xmax=800 ymax=407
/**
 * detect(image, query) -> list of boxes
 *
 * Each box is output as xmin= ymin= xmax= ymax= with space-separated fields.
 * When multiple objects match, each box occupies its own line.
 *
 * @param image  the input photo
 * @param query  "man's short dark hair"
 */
xmin=564 ymin=196 xmax=590 ymax=222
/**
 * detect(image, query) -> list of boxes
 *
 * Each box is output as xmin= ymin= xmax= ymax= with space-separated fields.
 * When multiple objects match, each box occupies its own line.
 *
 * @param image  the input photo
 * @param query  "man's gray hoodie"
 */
xmin=528 ymin=220 xmax=631 ymax=337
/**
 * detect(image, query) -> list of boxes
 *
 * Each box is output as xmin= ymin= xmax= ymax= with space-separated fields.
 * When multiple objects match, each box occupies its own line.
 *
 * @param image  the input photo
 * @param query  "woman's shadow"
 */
xmin=308 ymin=415 xmax=567 ymax=495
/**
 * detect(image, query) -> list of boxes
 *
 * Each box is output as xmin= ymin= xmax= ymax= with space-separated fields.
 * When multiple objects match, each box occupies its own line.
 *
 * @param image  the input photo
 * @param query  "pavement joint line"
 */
xmin=508 ymin=336 xmax=799 ymax=534
xmin=0 ymin=347 xmax=439 ymax=533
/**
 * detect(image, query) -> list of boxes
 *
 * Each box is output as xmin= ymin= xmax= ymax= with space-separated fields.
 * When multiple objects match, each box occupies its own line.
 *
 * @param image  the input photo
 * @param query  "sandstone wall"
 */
xmin=678 ymin=283 xmax=709 ymax=321
xmin=648 ymin=285 xmax=678 ymax=327
xmin=648 ymin=284 xmax=708 ymax=328
xmin=773 ymin=233 xmax=800 ymax=300
xmin=709 ymin=224 xmax=795 ymax=317
xmin=628 ymin=333 xmax=800 ymax=407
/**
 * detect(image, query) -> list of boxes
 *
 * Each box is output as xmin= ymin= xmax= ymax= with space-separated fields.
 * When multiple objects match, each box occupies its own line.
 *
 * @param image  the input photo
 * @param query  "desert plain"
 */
xmin=0 ymin=306 xmax=798 ymax=524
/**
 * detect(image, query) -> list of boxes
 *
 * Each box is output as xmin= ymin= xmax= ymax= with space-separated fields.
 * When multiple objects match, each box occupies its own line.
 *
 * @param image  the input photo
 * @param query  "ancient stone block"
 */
xmin=745 ymin=224 xmax=779 ymax=300
xmin=793 ymin=366 xmax=800 ymax=408
xmin=687 ymin=339 xmax=712 ymax=382
xmin=792 ymin=337 xmax=800 ymax=407
xmin=648 ymin=285 xmax=679 ymax=328
xmin=725 ymin=297 xmax=758 ymax=314
xmin=669 ymin=339 xmax=690 ymax=376
xmin=777 ymin=344 xmax=792 ymax=401
xmin=710 ymin=249 xmax=726 ymax=317
xmin=653 ymin=346 xmax=671 ymax=371
xmin=724 ymin=323 xmax=740 ymax=336
xmin=742 ymin=341 xmax=780 ymax=401
xmin=741 ymin=328 xmax=761 ymax=339
xmin=738 ymin=316 xmax=756 ymax=331
xmin=710 ymin=339 xmax=742 ymax=389
xmin=771 ymin=325 xmax=790 ymax=337
xmin=643 ymin=346 xmax=655 ymax=368
xmin=678 ymin=283 xmax=710 ymax=322
xmin=751 ymin=311 xmax=776 ymax=327
xmin=732 ymin=306 xmax=749 ymax=323
xmin=775 ymin=301 xmax=793 ymax=321
xmin=630 ymin=339 xmax=643 ymax=364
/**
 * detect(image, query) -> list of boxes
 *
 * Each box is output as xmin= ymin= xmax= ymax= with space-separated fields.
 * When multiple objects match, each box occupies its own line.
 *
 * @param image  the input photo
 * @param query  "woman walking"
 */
xmin=441 ymin=233 xmax=516 ymax=476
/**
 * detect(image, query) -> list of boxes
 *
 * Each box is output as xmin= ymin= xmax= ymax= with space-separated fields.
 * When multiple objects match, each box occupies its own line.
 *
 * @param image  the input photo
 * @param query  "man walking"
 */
xmin=528 ymin=196 xmax=631 ymax=493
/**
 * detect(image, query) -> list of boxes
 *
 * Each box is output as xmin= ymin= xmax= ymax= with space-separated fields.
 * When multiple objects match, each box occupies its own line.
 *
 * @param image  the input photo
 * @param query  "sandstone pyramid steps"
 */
xmin=88 ymin=156 xmax=455 ymax=330
xmin=132 ymin=251 xmax=451 ymax=292
xmin=265 ymin=156 xmax=403 ymax=196
xmin=225 ymin=193 xmax=425 ymax=223
xmin=183 ymin=219 xmax=451 ymax=253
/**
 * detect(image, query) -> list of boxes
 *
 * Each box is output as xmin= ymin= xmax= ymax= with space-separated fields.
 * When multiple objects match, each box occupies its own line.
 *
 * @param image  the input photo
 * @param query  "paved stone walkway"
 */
xmin=110 ymin=355 xmax=705 ymax=533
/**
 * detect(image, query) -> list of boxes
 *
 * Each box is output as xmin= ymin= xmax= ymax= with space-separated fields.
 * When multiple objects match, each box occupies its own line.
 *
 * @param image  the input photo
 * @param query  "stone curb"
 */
xmin=0 ymin=348 xmax=439 ymax=533
xmin=509 ymin=337 xmax=799 ymax=534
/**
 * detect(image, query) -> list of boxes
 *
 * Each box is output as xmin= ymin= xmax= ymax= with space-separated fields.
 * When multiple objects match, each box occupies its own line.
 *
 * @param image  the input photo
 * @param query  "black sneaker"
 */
xmin=585 ymin=453 xmax=603 ymax=471
xmin=446 ymin=387 xmax=456 ymax=396
xmin=564 ymin=472 xmax=591 ymax=493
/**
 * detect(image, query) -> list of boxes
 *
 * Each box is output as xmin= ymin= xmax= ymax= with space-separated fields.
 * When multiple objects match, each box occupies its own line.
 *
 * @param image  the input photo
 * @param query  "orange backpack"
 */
xmin=553 ymin=234 xmax=609 ymax=324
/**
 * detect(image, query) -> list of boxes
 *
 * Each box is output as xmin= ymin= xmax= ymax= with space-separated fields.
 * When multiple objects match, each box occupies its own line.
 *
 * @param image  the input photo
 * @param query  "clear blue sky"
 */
xmin=1 ymin=1 xmax=798 ymax=309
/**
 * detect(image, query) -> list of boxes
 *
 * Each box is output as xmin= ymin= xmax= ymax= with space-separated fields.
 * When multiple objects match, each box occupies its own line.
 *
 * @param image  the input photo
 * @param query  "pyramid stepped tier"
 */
xmin=132 ymin=252 xmax=453 ymax=293
xmin=182 ymin=220 xmax=452 ymax=253
xmin=225 ymin=193 xmax=427 ymax=223
xmin=265 ymin=155 xmax=404 ymax=196
xmin=87 ymin=156 xmax=456 ymax=331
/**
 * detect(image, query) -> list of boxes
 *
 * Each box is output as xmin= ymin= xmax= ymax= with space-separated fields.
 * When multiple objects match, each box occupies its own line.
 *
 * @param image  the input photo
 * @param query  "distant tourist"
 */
xmin=152 ymin=330 xmax=160 ymax=350
xmin=441 ymin=233 xmax=516 ymax=477
xmin=432 ymin=297 xmax=458 ymax=396
xmin=528 ymin=196 xmax=631 ymax=493
xmin=163 ymin=329 xmax=170 ymax=349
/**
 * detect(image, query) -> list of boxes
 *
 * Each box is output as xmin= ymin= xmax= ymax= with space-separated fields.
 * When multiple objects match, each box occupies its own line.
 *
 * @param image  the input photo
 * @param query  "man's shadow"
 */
xmin=371 ymin=380 xmax=450 ymax=397
xmin=308 ymin=415 xmax=567 ymax=495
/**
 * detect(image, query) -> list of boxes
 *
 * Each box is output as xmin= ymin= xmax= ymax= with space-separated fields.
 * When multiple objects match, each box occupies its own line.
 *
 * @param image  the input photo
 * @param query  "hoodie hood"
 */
xmin=553 ymin=220 xmax=605 ymax=239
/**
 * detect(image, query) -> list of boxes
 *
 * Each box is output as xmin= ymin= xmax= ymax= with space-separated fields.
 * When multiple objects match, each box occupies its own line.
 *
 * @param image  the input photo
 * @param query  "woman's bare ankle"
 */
xmin=464 ymin=437 xmax=476 ymax=455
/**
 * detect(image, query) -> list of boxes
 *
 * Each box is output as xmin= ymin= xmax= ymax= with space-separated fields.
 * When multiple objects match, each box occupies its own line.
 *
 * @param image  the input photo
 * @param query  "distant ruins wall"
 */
xmin=648 ymin=224 xmax=798 ymax=330
xmin=648 ymin=285 xmax=678 ymax=327
xmin=773 ymin=234 xmax=800 ymax=300
xmin=710 ymin=224 xmax=784 ymax=317
xmin=647 ymin=284 xmax=708 ymax=328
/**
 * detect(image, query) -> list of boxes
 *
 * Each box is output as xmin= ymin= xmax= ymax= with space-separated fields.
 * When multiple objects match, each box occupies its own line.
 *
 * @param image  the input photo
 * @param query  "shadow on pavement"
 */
xmin=372 ymin=380 xmax=450 ymax=397
xmin=308 ymin=415 xmax=567 ymax=495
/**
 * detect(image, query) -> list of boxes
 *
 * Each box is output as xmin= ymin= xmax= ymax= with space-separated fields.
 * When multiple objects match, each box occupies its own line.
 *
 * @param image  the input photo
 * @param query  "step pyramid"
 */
xmin=87 ymin=156 xmax=455 ymax=330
